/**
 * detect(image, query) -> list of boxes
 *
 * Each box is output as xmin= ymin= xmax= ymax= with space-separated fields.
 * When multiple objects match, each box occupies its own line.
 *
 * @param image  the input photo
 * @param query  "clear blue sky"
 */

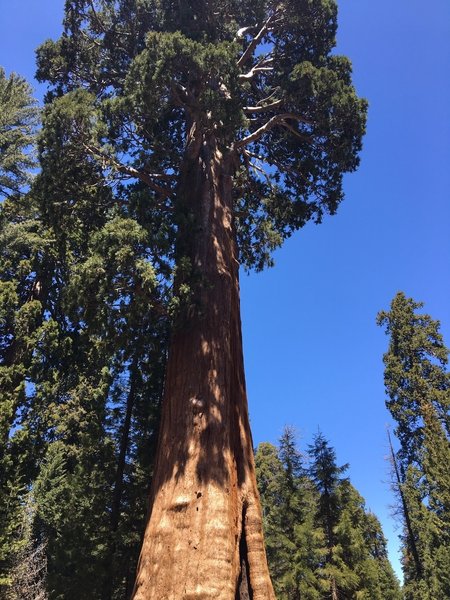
xmin=1 ymin=0 xmax=449 ymax=581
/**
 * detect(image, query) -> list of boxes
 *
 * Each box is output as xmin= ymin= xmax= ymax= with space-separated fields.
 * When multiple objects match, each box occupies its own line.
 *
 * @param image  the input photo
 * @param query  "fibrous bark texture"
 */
xmin=132 ymin=137 xmax=275 ymax=599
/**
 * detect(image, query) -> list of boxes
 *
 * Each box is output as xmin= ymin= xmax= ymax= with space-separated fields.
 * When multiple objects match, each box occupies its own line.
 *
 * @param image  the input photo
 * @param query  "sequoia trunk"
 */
xmin=132 ymin=134 xmax=275 ymax=599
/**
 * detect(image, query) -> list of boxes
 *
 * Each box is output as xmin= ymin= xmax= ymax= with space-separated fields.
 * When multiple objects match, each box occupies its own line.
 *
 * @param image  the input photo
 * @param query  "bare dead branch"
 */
xmin=234 ymin=26 xmax=255 ymax=41
xmin=239 ymin=55 xmax=275 ymax=81
xmin=243 ymin=99 xmax=284 ymax=113
xmin=237 ymin=12 xmax=279 ymax=68
xmin=235 ymin=113 xmax=311 ymax=148
xmin=239 ymin=66 xmax=274 ymax=81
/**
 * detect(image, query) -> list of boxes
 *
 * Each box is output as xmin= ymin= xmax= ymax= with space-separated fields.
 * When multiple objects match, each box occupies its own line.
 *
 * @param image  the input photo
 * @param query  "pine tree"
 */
xmin=333 ymin=481 xmax=402 ymax=600
xmin=361 ymin=511 xmax=403 ymax=600
xmin=255 ymin=442 xmax=289 ymax=592
xmin=0 ymin=67 xmax=38 ymax=200
xmin=0 ymin=192 xmax=52 ymax=592
xmin=257 ymin=431 xmax=402 ymax=600
xmin=307 ymin=433 xmax=402 ymax=599
xmin=0 ymin=73 xmax=40 ymax=562
xmin=308 ymin=432 xmax=349 ymax=599
xmin=256 ymin=429 xmax=323 ymax=599
xmin=29 ymin=138 xmax=166 ymax=598
xmin=31 ymin=1 xmax=367 ymax=596
xmin=1 ymin=76 xmax=168 ymax=598
xmin=378 ymin=292 xmax=450 ymax=598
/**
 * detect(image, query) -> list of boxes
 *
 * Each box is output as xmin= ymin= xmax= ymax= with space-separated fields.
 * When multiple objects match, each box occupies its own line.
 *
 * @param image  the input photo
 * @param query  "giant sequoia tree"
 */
xmin=34 ymin=1 xmax=366 ymax=597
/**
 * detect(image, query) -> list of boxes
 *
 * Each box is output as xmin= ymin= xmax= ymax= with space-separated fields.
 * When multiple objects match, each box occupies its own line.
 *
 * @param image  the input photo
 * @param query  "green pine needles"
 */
xmin=256 ymin=428 xmax=402 ymax=600
xmin=1 ymin=0 xmax=369 ymax=597
xmin=378 ymin=292 xmax=450 ymax=599
xmin=35 ymin=0 xmax=367 ymax=271
xmin=0 ymin=68 xmax=39 ymax=200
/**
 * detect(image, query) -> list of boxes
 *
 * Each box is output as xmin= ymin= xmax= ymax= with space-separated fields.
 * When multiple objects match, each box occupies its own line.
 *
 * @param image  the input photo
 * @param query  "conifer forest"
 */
xmin=0 ymin=1 xmax=449 ymax=599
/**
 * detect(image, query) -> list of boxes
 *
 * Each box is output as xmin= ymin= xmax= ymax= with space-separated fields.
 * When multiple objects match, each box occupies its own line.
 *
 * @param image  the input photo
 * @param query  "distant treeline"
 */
xmin=256 ymin=428 xmax=402 ymax=600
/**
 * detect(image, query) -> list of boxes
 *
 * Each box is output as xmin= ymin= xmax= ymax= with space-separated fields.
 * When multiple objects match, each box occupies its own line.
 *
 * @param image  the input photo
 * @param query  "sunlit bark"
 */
xmin=132 ymin=135 xmax=274 ymax=599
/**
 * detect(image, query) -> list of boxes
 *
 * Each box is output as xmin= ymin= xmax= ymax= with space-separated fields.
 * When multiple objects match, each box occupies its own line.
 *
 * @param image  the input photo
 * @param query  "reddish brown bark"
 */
xmin=132 ymin=135 xmax=275 ymax=599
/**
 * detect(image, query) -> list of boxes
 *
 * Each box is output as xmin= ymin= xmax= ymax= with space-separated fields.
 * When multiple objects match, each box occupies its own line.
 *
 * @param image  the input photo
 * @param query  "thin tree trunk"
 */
xmin=132 ymin=133 xmax=275 ymax=599
xmin=387 ymin=429 xmax=422 ymax=578
xmin=102 ymin=366 xmax=138 ymax=600
xmin=331 ymin=578 xmax=338 ymax=600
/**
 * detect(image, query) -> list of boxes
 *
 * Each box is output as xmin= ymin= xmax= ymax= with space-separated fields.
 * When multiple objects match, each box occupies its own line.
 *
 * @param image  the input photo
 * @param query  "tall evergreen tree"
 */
xmin=0 ymin=70 xmax=41 ymax=590
xmin=0 ymin=67 xmax=38 ymax=200
xmin=308 ymin=432 xmax=349 ymax=599
xmin=256 ymin=429 xmax=323 ymax=599
xmin=333 ymin=481 xmax=402 ymax=600
xmin=256 ymin=430 xmax=401 ymax=600
xmin=23 ymin=1 xmax=366 ymax=596
xmin=378 ymin=292 xmax=450 ymax=598
xmin=0 ymin=74 xmax=168 ymax=598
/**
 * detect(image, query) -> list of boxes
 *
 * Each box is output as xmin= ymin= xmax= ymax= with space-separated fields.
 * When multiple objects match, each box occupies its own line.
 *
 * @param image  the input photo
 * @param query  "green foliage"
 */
xmin=3 ymin=495 xmax=48 ymax=600
xmin=0 ymin=479 xmax=26 ymax=590
xmin=256 ymin=439 xmax=322 ymax=599
xmin=32 ymin=441 xmax=112 ymax=600
xmin=3 ymin=1 xmax=367 ymax=596
xmin=0 ymin=67 xmax=39 ymax=199
xmin=256 ymin=429 xmax=401 ymax=600
xmin=35 ymin=0 xmax=366 ymax=271
xmin=125 ymin=31 xmax=244 ymax=138
xmin=378 ymin=292 xmax=450 ymax=597
xmin=377 ymin=293 xmax=450 ymax=469
xmin=0 ymin=81 xmax=168 ymax=598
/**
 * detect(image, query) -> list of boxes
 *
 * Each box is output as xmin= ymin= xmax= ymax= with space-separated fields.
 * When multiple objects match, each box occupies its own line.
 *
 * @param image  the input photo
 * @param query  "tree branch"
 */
xmin=243 ymin=99 xmax=284 ymax=113
xmin=280 ymin=121 xmax=311 ymax=143
xmin=247 ymin=159 xmax=276 ymax=192
xmin=234 ymin=26 xmax=255 ymax=41
xmin=238 ymin=66 xmax=273 ymax=81
xmin=82 ymin=142 xmax=175 ymax=199
xmin=239 ymin=56 xmax=274 ymax=81
xmin=235 ymin=113 xmax=311 ymax=148
xmin=237 ymin=13 xmax=278 ymax=68
xmin=114 ymin=164 xmax=174 ymax=198
xmin=87 ymin=0 xmax=108 ymax=34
